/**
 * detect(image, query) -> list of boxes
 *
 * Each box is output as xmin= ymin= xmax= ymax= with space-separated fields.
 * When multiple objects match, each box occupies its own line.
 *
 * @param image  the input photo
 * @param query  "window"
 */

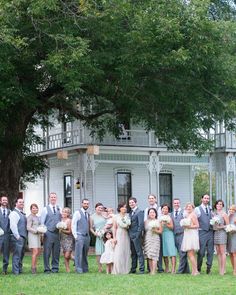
xmin=117 ymin=172 xmax=132 ymax=205
xmin=62 ymin=121 xmax=72 ymax=144
xmin=64 ymin=174 xmax=72 ymax=208
xmin=118 ymin=121 xmax=131 ymax=140
xmin=159 ymin=173 xmax=172 ymax=209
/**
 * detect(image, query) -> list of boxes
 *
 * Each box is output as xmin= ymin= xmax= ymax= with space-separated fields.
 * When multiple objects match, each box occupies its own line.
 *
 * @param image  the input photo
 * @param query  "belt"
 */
xmin=78 ymin=233 xmax=89 ymax=237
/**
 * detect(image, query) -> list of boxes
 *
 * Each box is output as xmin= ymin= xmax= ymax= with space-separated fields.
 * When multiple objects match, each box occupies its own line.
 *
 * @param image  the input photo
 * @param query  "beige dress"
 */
xmin=27 ymin=214 xmax=41 ymax=248
xmin=112 ymin=214 xmax=131 ymax=274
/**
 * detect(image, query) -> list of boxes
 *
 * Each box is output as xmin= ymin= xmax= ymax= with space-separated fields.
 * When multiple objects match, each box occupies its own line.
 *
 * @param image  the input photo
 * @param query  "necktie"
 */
xmin=3 ymin=209 xmax=6 ymax=218
xmin=175 ymin=210 xmax=178 ymax=218
xmin=53 ymin=206 xmax=56 ymax=214
xmin=84 ymin=211 xmax=88 ymax=221
xmin=205 ymin=207 xmax=208 ymax=215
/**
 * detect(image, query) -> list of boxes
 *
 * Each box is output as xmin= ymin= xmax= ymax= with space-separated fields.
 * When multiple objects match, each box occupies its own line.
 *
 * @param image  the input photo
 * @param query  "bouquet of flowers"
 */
xmin=95 ymin=229 xmax=105 ymax=239
xmin=36 ymin=225 xmax=47 ymax=234
xmin=56 ymin=221 xmax=67 ymax=230
xmin=180 ymin=218 xmax=191 ymax=227
xmin=225 ymin=224 xmax=236 ymax=233
xmin=148 ymin=219 xmax=160 ymax=230
xmin=160 ymin=215 xmax=171 ymax=224
xmin=117 ymin=215 xmax=131 ymax=229
xmin=0 ymin=227 xmax=4 ymax=236
xmin=210 ymin=216 xmax=221 ymax=226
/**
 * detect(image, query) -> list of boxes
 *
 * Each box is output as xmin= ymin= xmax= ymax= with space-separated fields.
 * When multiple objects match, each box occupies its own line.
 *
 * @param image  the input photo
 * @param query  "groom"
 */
xmin=128 ymin=197 xmax=145 ymax=274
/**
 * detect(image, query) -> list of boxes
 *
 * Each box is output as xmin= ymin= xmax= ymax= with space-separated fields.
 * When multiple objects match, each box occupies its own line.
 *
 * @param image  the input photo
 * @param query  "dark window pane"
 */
xmin=117 ymin=172 xmax=132 ymax=205
xmin=64 ymin=175 xmax=72 ymax=208
xmin=159 ymin=174 xmax=172 ymax=209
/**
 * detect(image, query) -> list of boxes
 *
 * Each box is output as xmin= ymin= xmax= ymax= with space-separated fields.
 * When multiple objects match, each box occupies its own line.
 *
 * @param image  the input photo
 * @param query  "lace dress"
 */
xmin=112 ymin=214 xmax=131 ymax=274
xmin=181 ymin=218 xmax=199 ymax=252
xmin=214 ymin=214 xmax=227 ymax=245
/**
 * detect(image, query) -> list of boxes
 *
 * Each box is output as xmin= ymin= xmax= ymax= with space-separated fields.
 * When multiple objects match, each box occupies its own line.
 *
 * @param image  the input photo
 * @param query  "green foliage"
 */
xmin=1 ymin=0 xmax=236 ymax=189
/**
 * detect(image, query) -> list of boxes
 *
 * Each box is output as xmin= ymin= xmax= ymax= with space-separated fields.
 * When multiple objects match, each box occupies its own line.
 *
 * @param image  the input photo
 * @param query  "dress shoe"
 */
xmin=206 ymin=268 xmax=211 ymax=274
xmin=129 ymin=270 xmax=136 ymax=274
xmin=136 ymin=272 xmax=145 ymax=275
xmin=158 ymin=269 xmax=164 ymax=273
xmin=2 ymin=271 xmax=7 ymax=275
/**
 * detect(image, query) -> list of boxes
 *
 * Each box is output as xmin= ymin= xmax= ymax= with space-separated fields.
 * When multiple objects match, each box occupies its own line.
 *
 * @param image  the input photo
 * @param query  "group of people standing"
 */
xmin=0 ymin=193 xmax=236 ymax=276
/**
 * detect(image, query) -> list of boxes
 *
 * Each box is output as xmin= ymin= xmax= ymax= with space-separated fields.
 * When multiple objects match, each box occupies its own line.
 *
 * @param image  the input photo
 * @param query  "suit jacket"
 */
xmin=128 ymin=208 xmax=144 ymax=239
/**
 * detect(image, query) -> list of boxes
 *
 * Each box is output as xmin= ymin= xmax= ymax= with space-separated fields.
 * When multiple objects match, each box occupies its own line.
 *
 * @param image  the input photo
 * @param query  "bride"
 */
xmin=112 ymin=202 xmax=131 ymax=274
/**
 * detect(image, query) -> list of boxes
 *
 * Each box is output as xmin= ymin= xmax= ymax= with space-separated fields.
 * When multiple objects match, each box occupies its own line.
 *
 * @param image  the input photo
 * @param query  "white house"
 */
xmin=23 ymin=119 xmax=212 ymax=215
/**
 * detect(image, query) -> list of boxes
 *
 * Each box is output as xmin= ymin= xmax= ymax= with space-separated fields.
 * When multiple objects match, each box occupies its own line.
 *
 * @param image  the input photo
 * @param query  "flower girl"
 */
xmin=100 ymin=231 xmax=115 ymax=274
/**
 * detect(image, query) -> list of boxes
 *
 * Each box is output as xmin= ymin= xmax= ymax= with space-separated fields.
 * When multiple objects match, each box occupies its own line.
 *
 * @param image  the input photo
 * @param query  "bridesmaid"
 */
xmin=227 ymin=204 xmax=236 ymax=275
xmin=60 ymin=207 xmax=74 ymax=272
xmin=181 ymin=203 xmax=199 ymax=276
xmin=27 ymin=203 xmax=41 ymax=274
xmin=144 ymin=208 xmax=162 ymax=275
xmin=213 ymin=200 xmax=229 ymax=275
xmin=90 ymin=203 xmax=107 ymax=272
xmin=161 ymin=204 xmax=177 ymax=273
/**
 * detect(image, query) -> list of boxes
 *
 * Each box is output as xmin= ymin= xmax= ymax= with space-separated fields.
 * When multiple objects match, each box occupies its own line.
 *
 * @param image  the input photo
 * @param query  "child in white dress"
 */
xmin=100 ymin=231 xmax=115 ymax=274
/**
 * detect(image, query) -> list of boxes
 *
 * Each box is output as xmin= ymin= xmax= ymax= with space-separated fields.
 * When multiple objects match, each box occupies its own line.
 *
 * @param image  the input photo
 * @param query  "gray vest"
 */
xmin=14 ymin=209 xmax=27 ymax=238
xmin=171 ymin=209 xmax=184 ymax=235
xmin=76 ymin=209 xmax=89 ymax=236
xmin=44 ymin=205 xmax=61 ymax=233
xmin=198 ymin=206 xmax=212 ymax=231
xmin=0 ymin=208 xmax=10 ymax=234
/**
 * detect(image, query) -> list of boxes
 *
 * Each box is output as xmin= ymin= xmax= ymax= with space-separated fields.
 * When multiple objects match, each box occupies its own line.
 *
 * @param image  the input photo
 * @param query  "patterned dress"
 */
xmin=144 ymin=220 xmax=160 ymax=261
xmin=214 ymin=214 xmax=227 ymax=245
xmin=60 ymin=219 xmax=74 ymax=252
xmin=227 ymin=213 xmax=236 ymax=253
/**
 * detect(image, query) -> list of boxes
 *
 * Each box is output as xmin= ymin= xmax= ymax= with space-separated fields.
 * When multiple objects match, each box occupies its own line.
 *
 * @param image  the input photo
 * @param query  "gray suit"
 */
xmin=171 ymin=210 xmax=190 ymax=274
xmin=0 ymin=208 xmax=11 ymax=272
xmin=43 ymin=205 xmax=61 ymax=273
xmin=128 ymin=208 xmax=145 ymax=273
xmin=196 ymin=206 xmax=214 ymax=272
xmin=10 ymin=209 xmax=27 ymax=274
xmin=74 ymin=209 xmax=90 ymax=273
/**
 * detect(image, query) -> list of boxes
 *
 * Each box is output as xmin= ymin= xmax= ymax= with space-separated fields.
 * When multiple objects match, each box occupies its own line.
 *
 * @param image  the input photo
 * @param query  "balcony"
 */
xmin=215 ymin=132 xmax=236 ymax=150
xmin=31 ymin=128 xmax=165 ymax=153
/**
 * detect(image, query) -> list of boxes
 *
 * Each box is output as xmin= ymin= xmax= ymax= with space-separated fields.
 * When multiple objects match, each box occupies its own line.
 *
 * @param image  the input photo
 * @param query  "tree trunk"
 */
xmin=0 ymin=112 xmax=31 ymax=209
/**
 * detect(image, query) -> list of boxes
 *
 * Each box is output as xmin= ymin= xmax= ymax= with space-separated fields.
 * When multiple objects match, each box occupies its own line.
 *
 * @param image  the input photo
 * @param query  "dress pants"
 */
xmin=11 ymin=235 xmax=26 ymax=274
xmin=174 ymin=233 xmax=190 ymax=273
xmin=74 ymin=234 xmax=90 ymax=273
xmin=43 ymin=231 xmax=60 ymax=273
xmin=197 ymin=230 xmax=214 ymax=271
xmin=0 ymin=234 xmax=10 ymax=272
xmin=130 ymin=236 xmax=145 ymax=273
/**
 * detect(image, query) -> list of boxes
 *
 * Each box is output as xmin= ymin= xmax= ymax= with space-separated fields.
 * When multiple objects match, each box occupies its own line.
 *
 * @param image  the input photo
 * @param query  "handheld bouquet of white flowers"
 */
xmin=148 ymin=219 xmax=160 ymax=230
xmin=210 ymin=216 xmax=221 ymax=226
xmin=56 ymin=221 xmax=67 ymax=230
xmin=36 ymin=225 xmax=47 ymax=234
xmin=180 ymin=218 xmax=191 ymax=227
xmin=117 ymin=215 xmax=131 ymax=229
xmin=95 ymin=229 xmax=105 ymax=239
xmin=225 ymin=224 xmax=236 ymax=233
xmin=0 ymin=227 xmax=4 ymax=236
xmin=160 ymin=215 xmax=171 ymax=224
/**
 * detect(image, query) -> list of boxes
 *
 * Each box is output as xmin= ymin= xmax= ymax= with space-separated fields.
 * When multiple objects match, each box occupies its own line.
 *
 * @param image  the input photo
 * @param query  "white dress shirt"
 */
xmin=9 ymin=208 xmax=21 ymax=239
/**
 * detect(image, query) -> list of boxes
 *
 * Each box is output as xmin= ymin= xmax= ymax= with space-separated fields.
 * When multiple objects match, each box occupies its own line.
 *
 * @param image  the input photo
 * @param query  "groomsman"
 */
xmin=0 ymin=195 xmax=11 ymax=274
xmin=144 ymin=194 xmax=164 ymax=273
xmin=128 ymin=197 xmax=145 ymax=274
xmin=72 ymin=198 xmax=90 ymax=273
xmin=9 ymin=197 xmax=27 ymax=275
xmin=171 ymin=198 xmax=190 ymax=274
xmin=41 ymin=192 xmax=61 ymax=274
xmin=195 ymin=194 xmax=214 ymax=274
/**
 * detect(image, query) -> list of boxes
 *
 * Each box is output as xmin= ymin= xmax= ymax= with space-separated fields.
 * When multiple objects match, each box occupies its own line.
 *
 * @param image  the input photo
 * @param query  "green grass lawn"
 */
xmin=0 ymin=254 xmax=236 ymax=295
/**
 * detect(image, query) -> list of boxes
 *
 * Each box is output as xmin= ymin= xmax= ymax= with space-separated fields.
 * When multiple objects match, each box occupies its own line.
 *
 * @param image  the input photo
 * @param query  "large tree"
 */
xmin=1 ymin=0 xmax=236 ymax=206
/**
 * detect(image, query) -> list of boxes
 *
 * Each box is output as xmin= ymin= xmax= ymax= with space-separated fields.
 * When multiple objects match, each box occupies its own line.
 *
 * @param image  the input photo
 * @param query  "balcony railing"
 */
xmin=215 ymin=132 xmax=236 ymax=149
xmin=31 ymin=129 xmax=165 ymax=153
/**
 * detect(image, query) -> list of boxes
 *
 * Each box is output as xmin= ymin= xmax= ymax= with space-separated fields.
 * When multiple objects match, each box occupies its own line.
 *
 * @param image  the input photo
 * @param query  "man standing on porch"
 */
xmin=171 ymin=198 xmax=190 ymax=274
xmin=195 ymin=194 xmax=214 ymax=274
xmin=41 ymin=192 xmax=61 ymax=274
xmin=72 ymin=198 xmax=90 ymax=273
